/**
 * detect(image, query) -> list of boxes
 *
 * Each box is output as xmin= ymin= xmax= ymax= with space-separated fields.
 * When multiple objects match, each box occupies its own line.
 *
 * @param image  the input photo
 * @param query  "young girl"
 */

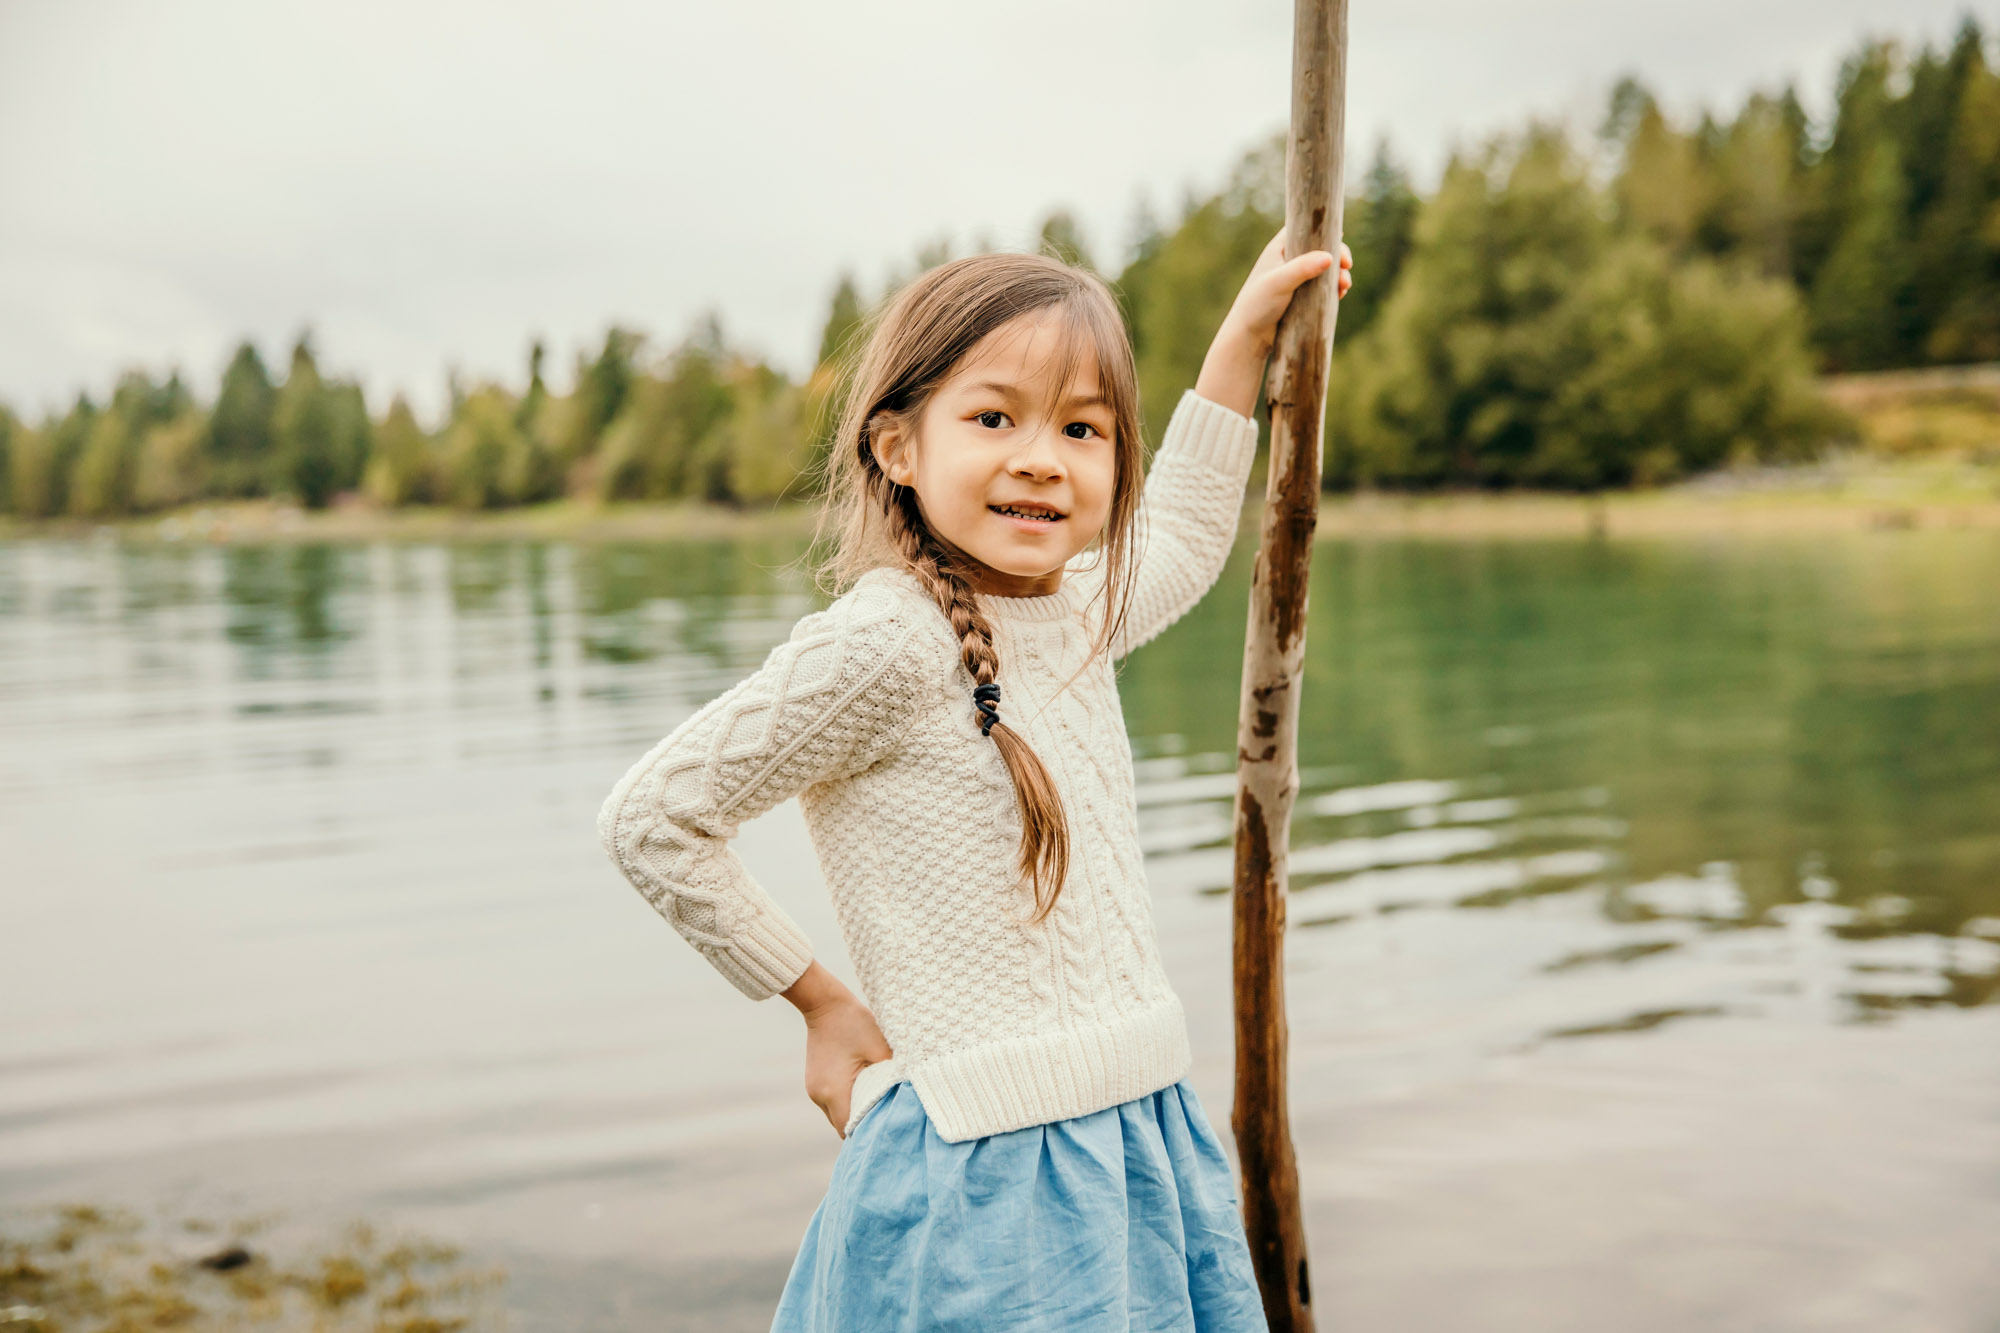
xmin=599 ymin=234 xmax=1350 ymax=1330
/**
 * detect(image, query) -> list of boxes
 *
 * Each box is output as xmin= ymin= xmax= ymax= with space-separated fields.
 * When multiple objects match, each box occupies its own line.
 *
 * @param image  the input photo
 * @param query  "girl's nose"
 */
xmin=1007 ymin=427 xmax=1066 ymax=479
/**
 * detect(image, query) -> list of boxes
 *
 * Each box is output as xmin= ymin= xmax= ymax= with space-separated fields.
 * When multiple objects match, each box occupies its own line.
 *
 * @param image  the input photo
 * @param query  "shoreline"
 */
xmin=2 ymin=463 xmax=1996 ymax=547
xmin=1313 ymin=487 xmax=2000 ymax=537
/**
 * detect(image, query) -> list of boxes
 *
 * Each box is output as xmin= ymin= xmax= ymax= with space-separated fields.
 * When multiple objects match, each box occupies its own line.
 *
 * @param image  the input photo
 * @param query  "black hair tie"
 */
xmin=972 ymin=682 xmax=1001 ymax=736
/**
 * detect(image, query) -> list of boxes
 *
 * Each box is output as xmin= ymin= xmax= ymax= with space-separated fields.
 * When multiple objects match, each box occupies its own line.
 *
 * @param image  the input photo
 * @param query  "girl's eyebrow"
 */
xmin=963 ymin=380 xmax=1110 ymax=412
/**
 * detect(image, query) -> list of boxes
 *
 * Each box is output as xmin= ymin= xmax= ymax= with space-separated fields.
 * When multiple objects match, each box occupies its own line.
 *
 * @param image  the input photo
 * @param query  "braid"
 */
xmin=886 ymin=488 xmax=1070 ymax=921
xmin=892 ymin=516 xmax=997 ymax=698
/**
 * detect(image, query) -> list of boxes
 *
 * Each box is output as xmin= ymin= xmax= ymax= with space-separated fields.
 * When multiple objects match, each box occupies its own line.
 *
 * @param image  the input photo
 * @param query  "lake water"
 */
xmin=3 ymin=525 xmax=1998 ymax=1332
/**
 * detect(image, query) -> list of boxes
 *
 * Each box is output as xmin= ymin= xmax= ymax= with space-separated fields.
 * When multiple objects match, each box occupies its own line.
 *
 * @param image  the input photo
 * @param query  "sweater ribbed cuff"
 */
xmin=1162 ymin=390 xmax=1259 ymax=475
xmin=711 ymin=908 xmax=815 ymax=1001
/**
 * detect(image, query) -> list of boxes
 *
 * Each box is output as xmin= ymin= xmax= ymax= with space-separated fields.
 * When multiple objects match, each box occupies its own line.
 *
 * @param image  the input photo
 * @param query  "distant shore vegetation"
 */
xmin=4 ymin=22 xmax=1997 ymax=523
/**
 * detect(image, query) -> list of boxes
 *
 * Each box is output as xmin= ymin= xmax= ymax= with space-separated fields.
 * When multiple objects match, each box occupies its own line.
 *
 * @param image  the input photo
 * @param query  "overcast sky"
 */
xmin=0 ymin=0 xmax=1989 ymax=421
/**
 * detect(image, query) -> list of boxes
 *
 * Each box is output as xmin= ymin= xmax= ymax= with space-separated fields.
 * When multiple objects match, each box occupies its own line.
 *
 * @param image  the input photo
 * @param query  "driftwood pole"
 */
xmin=1232 ymin=0 xmax=1347 ymax=1329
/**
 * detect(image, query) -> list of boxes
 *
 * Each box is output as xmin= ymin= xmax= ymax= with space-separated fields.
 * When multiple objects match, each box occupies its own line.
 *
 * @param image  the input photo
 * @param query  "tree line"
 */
xmin=2 ymin=20 xmax=1993 ymax=516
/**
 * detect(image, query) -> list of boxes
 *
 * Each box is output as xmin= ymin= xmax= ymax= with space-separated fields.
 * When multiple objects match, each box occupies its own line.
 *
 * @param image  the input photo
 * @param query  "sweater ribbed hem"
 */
xmin=845 ymin=999 xmax=1193 ymax=1142
xmin=712 ymin=909 xmax=815 ymax=1001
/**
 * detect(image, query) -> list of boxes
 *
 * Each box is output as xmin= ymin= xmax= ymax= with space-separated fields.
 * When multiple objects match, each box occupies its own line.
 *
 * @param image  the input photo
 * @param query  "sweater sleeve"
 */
xmin=597 ymin=581 xmax=940 ymax=1000
xmin=1069 ymin=389 xmax=1261 ymax=658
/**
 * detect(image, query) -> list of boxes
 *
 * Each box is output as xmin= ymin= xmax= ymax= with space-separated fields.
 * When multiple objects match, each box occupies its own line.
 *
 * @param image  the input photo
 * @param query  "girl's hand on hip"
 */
xmin=802 ymin=995 xmax=892 ymax=1137
xmin=1194 ymin=232 xmax=1353 ymax=418
xmin=784 ymin=969 xmax=894 ymax=1139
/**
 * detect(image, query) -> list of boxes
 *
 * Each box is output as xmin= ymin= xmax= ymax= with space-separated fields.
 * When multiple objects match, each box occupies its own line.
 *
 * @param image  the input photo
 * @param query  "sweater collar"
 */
xmin=975 ymin=579 xmax=1080 ymax=623
xmin=857 ymin=563 xmax=1082 ymax=625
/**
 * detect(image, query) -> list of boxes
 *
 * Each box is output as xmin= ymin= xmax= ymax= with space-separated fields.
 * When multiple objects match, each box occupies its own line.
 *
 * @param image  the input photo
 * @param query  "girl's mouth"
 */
xmin=989 ymin=504 xmax=1065 ymax=529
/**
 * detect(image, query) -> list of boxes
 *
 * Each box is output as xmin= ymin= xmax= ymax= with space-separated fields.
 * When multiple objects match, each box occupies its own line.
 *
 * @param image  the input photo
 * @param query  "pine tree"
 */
xmin=567 ymin=327 xmax=641 ymax=463
xmin=272 ymin=336 xmax=339 ymax=508
xmin=1799 ymin=41 xmax=1918 ymax=366
xmin=1708 ymin=91 xmax=1803 ymax=278
xmin=40 ymin=396 xmax=98 ymax=517
xmin=68 ymin=412 xmax=133 ymax=517
xmin=1339 ymin=140 xmax=1418 ymax=340
xmin=362 ymin=397 xmax=435 ymax=506
xmin=1811 ymin=135 xmax=1913 ymax=370
xmin=1911 ymin=21 xmax=2000 ymax=362
xmin=1608 ymin=82 xmax=1710 ymax=256
xmin=208 ymin=343 xmax=277 ymax=498
xmin=0 ymin=405 xmax=14 ymax=514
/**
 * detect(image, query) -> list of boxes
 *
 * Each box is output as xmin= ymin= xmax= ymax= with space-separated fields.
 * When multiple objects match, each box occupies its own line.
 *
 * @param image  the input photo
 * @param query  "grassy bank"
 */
xmin=1319 ymin=455 xmax=2000 ymax=537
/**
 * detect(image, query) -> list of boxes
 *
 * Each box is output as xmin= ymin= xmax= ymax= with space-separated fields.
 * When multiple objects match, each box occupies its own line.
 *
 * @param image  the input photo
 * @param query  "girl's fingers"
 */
xmin=1265 ymin=250 xmax=1335 ymax=295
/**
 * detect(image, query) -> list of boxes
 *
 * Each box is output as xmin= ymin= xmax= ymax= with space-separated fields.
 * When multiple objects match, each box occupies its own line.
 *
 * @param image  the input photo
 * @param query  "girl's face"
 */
xmin=875 ymin=310 xmax=1118 ymax=598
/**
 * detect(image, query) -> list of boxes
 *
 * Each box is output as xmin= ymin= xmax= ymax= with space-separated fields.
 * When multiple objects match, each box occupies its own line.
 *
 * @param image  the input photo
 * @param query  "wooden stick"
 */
xmin=1231 ymin=0 xmax=1347 ymax=1328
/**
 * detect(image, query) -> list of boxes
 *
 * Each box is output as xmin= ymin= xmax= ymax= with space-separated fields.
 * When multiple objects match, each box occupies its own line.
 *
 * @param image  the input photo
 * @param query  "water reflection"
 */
xmin=5 ymin=531 xmax=1997 ymax=1024
xmin=1118 ymin=532 xmax=2000 ymax=1043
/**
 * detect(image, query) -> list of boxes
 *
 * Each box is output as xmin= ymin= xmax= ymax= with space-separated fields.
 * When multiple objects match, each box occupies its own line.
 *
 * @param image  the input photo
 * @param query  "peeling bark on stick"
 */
xmin=1232 ymin=0 xmax=1348 ymax=1330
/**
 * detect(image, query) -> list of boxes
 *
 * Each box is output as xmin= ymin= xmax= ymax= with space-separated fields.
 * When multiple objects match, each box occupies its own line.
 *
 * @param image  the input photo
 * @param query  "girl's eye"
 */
xmin=1063 ymin=421 xmax=1101 ymax=440
xmin=975 ymin=410 xmax=1012 ymax=429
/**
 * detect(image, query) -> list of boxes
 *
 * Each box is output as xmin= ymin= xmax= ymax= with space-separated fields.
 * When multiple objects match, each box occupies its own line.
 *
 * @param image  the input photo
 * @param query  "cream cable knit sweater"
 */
xmin=598 ymin=390 xmax=1260 ymax=1141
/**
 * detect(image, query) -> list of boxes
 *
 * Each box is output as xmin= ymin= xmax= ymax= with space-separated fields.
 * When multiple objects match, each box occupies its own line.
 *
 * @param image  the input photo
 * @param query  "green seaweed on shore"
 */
xmin=0 ymin=1203 xmax=504 ymax=1332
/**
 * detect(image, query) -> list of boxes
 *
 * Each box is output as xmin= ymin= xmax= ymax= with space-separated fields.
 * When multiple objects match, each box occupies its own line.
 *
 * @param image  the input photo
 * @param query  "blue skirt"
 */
xmin=770 ymin=1077 xmax=1270 ymax=1332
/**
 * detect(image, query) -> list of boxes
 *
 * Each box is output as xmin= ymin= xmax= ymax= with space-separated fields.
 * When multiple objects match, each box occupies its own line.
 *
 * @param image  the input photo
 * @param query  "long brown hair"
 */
xmin=810 ymin=252 xmax=1147 ymax=921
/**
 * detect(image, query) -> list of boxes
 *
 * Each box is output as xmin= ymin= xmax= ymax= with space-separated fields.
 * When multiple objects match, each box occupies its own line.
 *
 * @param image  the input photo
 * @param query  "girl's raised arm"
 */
xmin=597 ymin=583 xmax=939 ymax=999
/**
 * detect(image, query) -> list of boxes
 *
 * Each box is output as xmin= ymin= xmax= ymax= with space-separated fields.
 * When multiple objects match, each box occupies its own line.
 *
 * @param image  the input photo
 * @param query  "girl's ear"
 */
xmin=870 ymin=416 xmax=916 ymax=488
